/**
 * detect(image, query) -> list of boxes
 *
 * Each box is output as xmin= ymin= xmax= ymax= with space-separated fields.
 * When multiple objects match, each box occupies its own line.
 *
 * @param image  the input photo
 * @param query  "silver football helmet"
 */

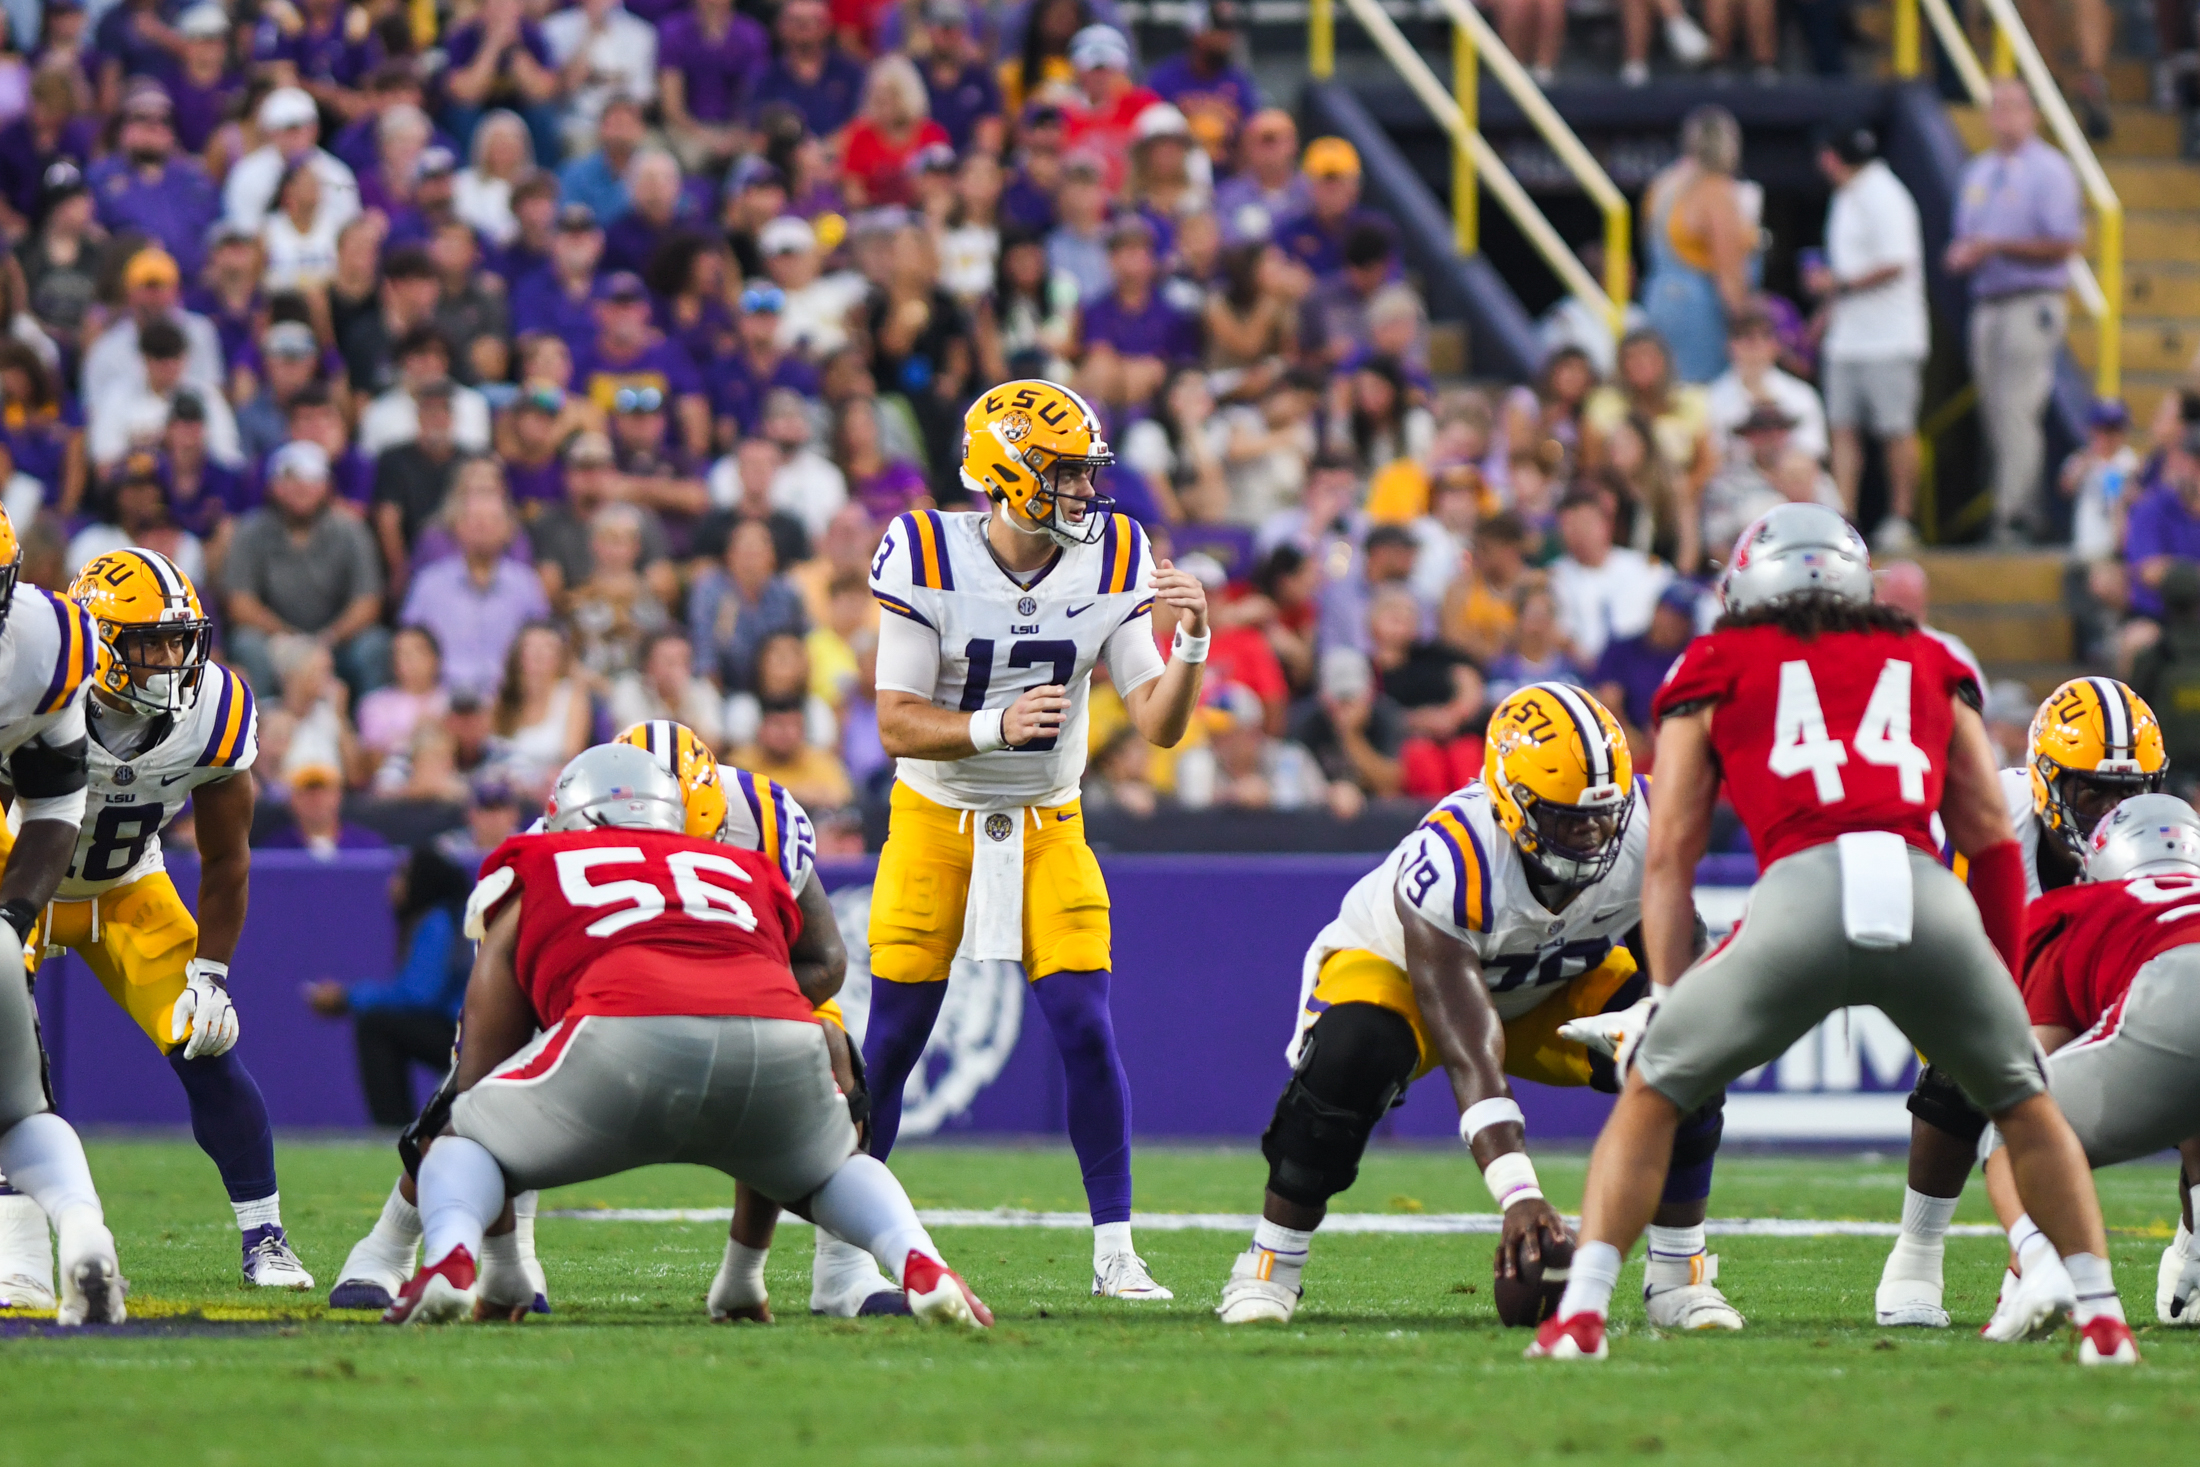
xmin=1719 ymin=503 xmax=1874 ymax=613
xmin=2084 ymin=793 xmax=2200 ymax=882
xmin=545 ymin=743 xmax=687 ymax=834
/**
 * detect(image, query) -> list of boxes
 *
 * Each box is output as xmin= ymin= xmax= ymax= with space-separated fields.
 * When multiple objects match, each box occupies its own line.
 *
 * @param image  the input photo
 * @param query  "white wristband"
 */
xmin=1482 ymin=1150 xmax=1543 ymax=1210
xmin=969 ymin=707 xmax=1007 ymax=753
xmin=1172 ymin=628 xmax=1211 ymax=664
xmin=1459 ymin=1096 xmax=1525 ymax=1147
xmin=187 ymin=957 xmax=229 ymax=983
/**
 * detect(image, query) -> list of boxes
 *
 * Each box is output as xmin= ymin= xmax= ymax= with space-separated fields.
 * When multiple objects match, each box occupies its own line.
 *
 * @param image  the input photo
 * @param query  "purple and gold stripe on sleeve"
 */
xmin=872 ymin=590 xmax=934 ymax=628
xmin=1097 ymin=514 xmax=1145 ymax=595
xmin=1421 ymin=805 xmax=1492 ymax=933
xmin=35 ymin=593 xmax=92 ymax=714
xmin=900 ymin=509 xmax=956 ymax=591
xmin=197 ymin=669 xmax=255 ymax=768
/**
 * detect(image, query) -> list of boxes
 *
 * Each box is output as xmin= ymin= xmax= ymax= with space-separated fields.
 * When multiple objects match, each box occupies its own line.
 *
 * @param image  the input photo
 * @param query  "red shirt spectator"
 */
xmin=840 ymin=54 xmax=949 ymax=207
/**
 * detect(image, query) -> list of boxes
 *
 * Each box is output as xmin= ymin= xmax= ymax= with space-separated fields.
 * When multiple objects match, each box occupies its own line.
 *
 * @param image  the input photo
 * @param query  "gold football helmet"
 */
xmin=615 ymin=720 xmax=729 ymax=840
xmin=2029 ymin=677 xmax=2166 ymax=858
xmin=1484 ymin=682 xmax=1635 ymax=890
xmin=960 ymin=379 xmax=1115 ymax=547
xmin=69 ymin=548 xmax=213 ymax=715
xmin=0 ymin=505 xmax=18 ymax=634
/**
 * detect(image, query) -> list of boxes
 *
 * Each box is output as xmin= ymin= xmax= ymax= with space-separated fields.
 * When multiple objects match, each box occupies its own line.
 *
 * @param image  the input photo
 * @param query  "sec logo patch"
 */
xmin=1017 ymin=596 xmax=1037 ymax=617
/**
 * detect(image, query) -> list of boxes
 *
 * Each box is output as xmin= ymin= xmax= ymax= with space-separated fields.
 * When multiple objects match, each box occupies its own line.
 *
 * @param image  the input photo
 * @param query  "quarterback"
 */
xmin=862 ymin=380 xmax=1207 ymax=1299
xmin=1878 ymin=677 xmax=2167 ymax=1328
xmin=1219 ymin=684 xmax=1737 ymax=1331
xmin=0 ymin=548 xmax=308 ymax=1300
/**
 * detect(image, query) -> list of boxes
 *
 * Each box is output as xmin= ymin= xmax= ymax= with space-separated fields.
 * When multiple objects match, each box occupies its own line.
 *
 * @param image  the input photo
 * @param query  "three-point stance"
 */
xmin=1531 ymin=504 xmax=2133 ymax=1365
xmin=862 ymin=380 xmax=1209 ymax=1299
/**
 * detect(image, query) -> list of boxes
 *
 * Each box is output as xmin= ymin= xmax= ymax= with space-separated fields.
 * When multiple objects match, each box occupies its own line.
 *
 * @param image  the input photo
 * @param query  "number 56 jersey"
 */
xmin=869 ymin=508 xmax=1166 ymax=810
xmin=56 ymin=664 xmax=256 ymax=900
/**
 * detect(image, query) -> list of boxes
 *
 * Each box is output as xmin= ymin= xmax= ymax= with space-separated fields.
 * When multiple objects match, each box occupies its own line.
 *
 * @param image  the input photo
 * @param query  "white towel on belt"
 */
xmin=1837 ymin=831 xmax=1913 ymax=949
xmin=957 ymin=807 xmax=1030 ymax=963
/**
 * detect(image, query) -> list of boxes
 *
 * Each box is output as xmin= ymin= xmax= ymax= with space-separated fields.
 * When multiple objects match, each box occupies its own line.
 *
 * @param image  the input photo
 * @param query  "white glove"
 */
xmin=172 ymin=959 xmax=240 ymax=1060
xmin=1557 ymin=993 xmax=1659 ymax=1080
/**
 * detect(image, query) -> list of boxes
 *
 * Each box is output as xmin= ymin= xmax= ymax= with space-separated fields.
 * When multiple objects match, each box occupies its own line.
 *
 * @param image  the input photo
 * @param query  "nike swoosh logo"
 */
xmin=1067 ymin=603 xmax=1096 ymax=617
xmin=1057 ymin=812 xmax=1075 ymax=821
xmin=162 ymin=773 xmax=194 ymax=785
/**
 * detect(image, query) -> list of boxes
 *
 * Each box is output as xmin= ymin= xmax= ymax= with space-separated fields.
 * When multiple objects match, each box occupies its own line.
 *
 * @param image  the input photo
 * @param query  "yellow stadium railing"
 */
xmin=1312 ymin=0 xmax=1628 ymax=338
xmin=1892 ymin=0 xmax=2122 ymax=398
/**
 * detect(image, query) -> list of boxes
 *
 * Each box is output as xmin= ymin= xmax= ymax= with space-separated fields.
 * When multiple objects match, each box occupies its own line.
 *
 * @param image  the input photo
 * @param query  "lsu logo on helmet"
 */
xmin=1484 ymin=683 xmax=1636 ymax=890
xmin=2029 ymin=677 xmax=2166 ymax=857
xmin=69 ymin=548 xmax=214 ymax=715
xmin=960 ymin=380 xmax=1115 ymax=548
xmin=615 ymin=720 xmax=729 ymax=840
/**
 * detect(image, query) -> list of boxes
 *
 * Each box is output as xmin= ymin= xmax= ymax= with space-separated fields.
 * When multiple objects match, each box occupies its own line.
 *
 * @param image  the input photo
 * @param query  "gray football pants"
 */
xmin=0 ymin=944 xmax=47 ymax=1130
xmin=451 ymin=1013 xmax=858 ymax=1204
xmin=1636 ymin=842 xmax=2046 ymax=1116
xmin=2035 ymin=945 xmax=2200 ymax=1167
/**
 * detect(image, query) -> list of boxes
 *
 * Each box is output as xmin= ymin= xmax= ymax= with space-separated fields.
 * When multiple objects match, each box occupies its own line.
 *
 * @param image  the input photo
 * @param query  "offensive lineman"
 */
xmin=1532 ymin=503 xmax=2134 ymax=1365
xmin=1219 ymin=684 xmax=1740 ymax=1330
xmin=861 ymin=381 xmax=1208 ymax=1299
xmin=0 ymin=549 xmax=310 ymax=1302
xmin=1877 ymin=677 xmax=2166 ymax=1327
xmin=0 ymin=507 xmax=125 ymax=1323
xmin=386 ymin=745 xmax=989 ymax=1327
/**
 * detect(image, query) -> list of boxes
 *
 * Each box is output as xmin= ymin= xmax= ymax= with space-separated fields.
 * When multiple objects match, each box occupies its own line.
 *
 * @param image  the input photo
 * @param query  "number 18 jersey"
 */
xmin=1652 ymin=624 xmax=1977 ymax=866
xmin=869 ymin=508 xmax=1166 ymax=810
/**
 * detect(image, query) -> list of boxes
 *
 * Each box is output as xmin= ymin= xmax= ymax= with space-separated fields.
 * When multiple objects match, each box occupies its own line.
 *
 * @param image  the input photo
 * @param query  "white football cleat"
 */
xmin=2156 ymin=1223 xmax=2200 ymax=1325
xmin=2078 ymin=1315 xmax=2140 ymax=1365
xmin=1643 ymin=1253 xmax=1744 ymax=1330
xmin=383 ymin=1247 xmax=478 ymax=1325
xmin=1874 ymin=1247 xmax=1950 ymax=1329
xmin=329 ymin=1230 xmax=417 ymax=1312
xmin=1980 ymin=1264 xmax=2076 ymax=1343
xmin=0 ymin=1191 xmax=54 ymax=1310
xmin=1526 ymin=1312 xmax=1608 ymax=1360
xmin=810 ymin=1232 xmax=907 ymax=1318
xmin=1094 ymin=1251 xmax=1174 ymax=1301
xmin=902 ymin=1251 xmax=991 ymax=1328
xmin=1217 ymin=1250 xmax=1299 ymax=1325
xmin=241 ymin=1225 xmax=314 ymax=1289
xmin=53 ymin=1211 xmax=124 ymax=1327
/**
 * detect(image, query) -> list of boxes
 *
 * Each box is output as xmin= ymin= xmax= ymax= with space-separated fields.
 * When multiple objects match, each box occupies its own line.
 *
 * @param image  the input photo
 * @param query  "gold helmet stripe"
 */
xmin=2086 ymin=675 xmax=2132 ymax=755
xmin=1539 ymin=681 xmax=1612 ymax=785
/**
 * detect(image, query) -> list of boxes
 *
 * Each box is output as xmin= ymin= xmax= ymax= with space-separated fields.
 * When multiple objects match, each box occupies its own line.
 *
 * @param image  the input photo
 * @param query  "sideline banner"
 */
xmin=33 ymin=851 xmax=1917 ymax=1140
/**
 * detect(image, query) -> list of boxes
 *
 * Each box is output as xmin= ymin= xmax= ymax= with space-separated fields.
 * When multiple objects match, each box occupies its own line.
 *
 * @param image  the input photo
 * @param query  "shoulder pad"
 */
xmin=723 ymin=766 xmax=817 ymax=895
xmin=1094 ymin=513 xmax=1148 ymax=596
xmin=1396 ymin=795 xmax=1496 ymax=936
xmin=463 ymin=866 xmax=517 ymax=941
xmin=195 ymin=667 xmax=258 ymax=770
xmin=30 ymin=590 xmax=95 ymax=716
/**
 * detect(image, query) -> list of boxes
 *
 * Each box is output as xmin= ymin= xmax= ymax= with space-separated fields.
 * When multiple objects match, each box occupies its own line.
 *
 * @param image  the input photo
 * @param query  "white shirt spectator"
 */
xmin=65 ymin=522 xmax=207 ymax=582
xmin=224 ymin=145 xmax=360 ymax=237
xmin=1537 ymin=294 xmax=1650 ymax=380
xmin=261 ymin=208 xmax=343 ymax=292
xmin=706 ymin=450 xmax=849 ymax=542
xmin=1705 ymin=367 xmax=1830 ymax=462
xmin=779 ymin=271 xmax=869 ymax=358
xmin=358 ymin=384 xmax=494 ymax=457
xmin=79 ymin=311 xmax=225 ymax=410
xmin=542 ymin=0 xmax=657 ymax=148
xmin=1823 ymin=159 xmax=1928 ymax=362
xmin=86 ymin=384 xmax=243 ymax=469
xmin=1549 ymin=545 xmax=1671 ymax=664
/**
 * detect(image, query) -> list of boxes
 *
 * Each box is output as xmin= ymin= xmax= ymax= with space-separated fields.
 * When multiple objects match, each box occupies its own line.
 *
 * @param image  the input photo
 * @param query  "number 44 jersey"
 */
xmin=58 ymin=664 xmax=256 ymax=900
xmin=869 ymin=508 xmax=1165 ymax=810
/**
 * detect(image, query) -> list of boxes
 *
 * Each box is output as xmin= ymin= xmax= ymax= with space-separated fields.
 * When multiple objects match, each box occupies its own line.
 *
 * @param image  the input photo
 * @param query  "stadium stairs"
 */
xmin=1914 ymin=549 xmax=2080 ymax=691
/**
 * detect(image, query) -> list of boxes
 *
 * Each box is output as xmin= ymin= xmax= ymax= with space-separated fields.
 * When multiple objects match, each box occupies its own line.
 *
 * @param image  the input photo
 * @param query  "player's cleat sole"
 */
xmin=1875 ymin=1275 xmax=1949 ymax=1328
xmin=328 ymin=1279 xmax=396 ymax=1311
xmin=241 ymin=1225 xmax=314 ymax=1289
xmin=823 ymin=1288 xmax=913 ymax=1318
xmin=54 ymin=1214 xmax=125 ymax=1328
xmin=1216 ymin=1276 xmax=1299 ymax=1324
xmin=1876 ymin=1301 xmax=1951 ymax=1328
xmin=384 ymin=1247 xmax=479 ymax=1325
xmin=1526 ymin=1312 xmax=1608 ymax=1360
xmin=0 ymin=1273 xmax=55 ymax=1311
xmin=903 ymin=1251 xmax=992 ymax=1328
xmin=2077 ymin=1316 xmax=2140 ymax=1365
xmin=1094 ymin=1251 xmax=1174 ymax=1300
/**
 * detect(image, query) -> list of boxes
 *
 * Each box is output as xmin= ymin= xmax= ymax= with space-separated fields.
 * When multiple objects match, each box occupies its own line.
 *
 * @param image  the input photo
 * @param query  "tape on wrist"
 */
xmin=1482 ymin=1150 xmax=1543 ymax=1210
xmin=188 ymin=958 xmax=229 ymax=983
xmin=1172 ymin=628 xmax=1211 ymax=664
xmin=1459 ymin=1096 xmax=1525 ymax=1147
xmin=969 ymin=707 xmax=1007 ymax=753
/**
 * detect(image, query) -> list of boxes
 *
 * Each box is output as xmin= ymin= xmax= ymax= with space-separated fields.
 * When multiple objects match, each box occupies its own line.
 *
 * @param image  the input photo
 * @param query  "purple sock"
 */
xmin=860 ymin=980 xmax=947 ymax=1161
xmin=1661 ymin=1096 xmax=1724 ymax=1207
xmin=1032 ymin=969 xmax=1133 ymax=1226
xmin=168 ymin=1049 xmax=277 ymax=1203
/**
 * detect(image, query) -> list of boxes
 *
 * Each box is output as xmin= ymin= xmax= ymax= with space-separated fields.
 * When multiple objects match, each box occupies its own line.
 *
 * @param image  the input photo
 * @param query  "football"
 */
xmin=1493 ymin=1232 xmax=1575 ymax=1327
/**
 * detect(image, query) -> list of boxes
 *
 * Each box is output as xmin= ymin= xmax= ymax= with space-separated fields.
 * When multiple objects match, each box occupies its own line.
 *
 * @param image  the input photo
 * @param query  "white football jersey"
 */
xmin=60 ymin=663 xmax=256 ymax=899
xmin=2001 ymin=766 xmax=2045 ymax=900
xmin=1289 ymin=779 xmax=1651 ymax=1063
xmin=0 ymin=584 xmax=95 ymax=765
xmin=869 ymin=508 xmax=1164 ymax=810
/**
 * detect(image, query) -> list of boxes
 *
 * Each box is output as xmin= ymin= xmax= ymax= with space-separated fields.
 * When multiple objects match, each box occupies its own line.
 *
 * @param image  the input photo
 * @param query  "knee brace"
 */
xmin=1906 ymin=1062 xmax=1988 ymax=1147
xmin=398 ymin=1063 xmax=461 ymax=1183
xmin=1260 ymin=1004 xmax=1419 ymax=1209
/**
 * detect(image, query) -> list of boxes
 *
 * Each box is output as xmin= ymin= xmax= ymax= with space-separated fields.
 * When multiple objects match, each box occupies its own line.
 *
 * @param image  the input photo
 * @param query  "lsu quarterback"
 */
xmin=1218 ymin=684 xmax=1739 ymax=1332
xmin=0 ymin=548 xmax=312 ymax=1300
xmin=0 ymin=507 xmax=126 ymax=1323
xmin=1877 ymin=676 xmax=2174 ymax=1329
xmin=862 ymin=380 xmax=1208 ymax=1299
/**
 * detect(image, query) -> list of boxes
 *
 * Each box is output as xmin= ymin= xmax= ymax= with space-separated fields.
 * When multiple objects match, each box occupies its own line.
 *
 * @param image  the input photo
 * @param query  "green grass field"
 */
xmin=3 ymin=1138 xmax=2195 ymax=1466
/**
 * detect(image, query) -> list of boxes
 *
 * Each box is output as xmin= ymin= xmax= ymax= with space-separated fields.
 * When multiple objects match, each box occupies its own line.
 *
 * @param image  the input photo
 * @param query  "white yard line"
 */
xmin=542 ymin=1207 xmax=2007 ymax=1238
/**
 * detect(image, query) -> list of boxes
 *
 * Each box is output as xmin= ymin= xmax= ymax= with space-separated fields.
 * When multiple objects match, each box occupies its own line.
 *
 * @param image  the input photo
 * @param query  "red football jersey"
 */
xmin=1652 ymin=624 xmax=1977 ymax=866
xmin=2021 ymin=873 xmax=2200 ymax=1033
xmin=478 ymin=827 xmax=813 ymax=1028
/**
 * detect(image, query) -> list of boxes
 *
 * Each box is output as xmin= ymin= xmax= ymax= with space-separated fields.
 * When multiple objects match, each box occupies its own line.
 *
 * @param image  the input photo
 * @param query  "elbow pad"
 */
xmin=1967 ymin=839 xmax=2027 ymax=980
xmin=9 ymin=734 xmax=87 ymax=804
xmin=17 ymin=787 xmax=87 ymax=827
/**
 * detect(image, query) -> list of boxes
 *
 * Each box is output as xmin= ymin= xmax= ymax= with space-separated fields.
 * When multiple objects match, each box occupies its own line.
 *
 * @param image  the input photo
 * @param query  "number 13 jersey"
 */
xmin=869 ymin=508 xmax=1166 ymax=810
xmin=1651 ymin=623 xmax=1977 ymax=866
xmin=58 ymin=664 xmax=256 ymax=900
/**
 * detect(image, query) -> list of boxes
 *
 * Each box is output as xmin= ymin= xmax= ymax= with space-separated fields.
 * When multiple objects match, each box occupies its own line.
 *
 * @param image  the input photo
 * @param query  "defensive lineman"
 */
xmin=1878 ymin=677 xmax=2165 ymax=1327
xmin=862 ymin=381 xmax=1209 ymax=1298
xmin=0 ymin=550 xmax=309 ymax=1297
xmin=1220 ymin=684 xmax=1738 ymax=1328
xmin=386 ymin=745 xmax=989 ymax=1327
xmin=0 ymin=508 xmax=124 ymax=1322
xmin=1533 ymin=504 xmax=2134 ymax=1365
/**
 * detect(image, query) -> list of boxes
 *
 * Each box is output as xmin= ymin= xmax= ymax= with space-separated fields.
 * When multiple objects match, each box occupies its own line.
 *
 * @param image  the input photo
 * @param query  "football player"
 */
xmin=0 ymin=549 xmax=309 ymax=1299
xmin=1878 ymin=678 xmax=2167 ymax=1328
xmin=1533 ymin=504 xmax=2132 ymax=1365
xmin=1964 ymin=795 xmax=2200 ymax=1357
xmin=861 ymin=381 xmax=1209 ymax=1299
xmin=0 ymin=508 xmax=124 ymax=1323
xmin=385 ymin=744 xmax=989 ymax=1327
xmin=1218 ymin=684 xmax=1737 ymax=1330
